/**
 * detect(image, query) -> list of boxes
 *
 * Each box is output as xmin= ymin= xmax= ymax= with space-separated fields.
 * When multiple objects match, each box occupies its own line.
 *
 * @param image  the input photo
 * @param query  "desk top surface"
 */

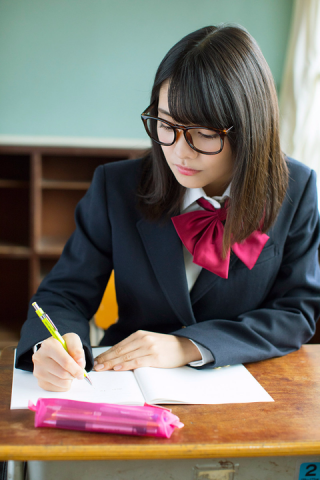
xmin=1 ymin=345 xmax=320 ymax=461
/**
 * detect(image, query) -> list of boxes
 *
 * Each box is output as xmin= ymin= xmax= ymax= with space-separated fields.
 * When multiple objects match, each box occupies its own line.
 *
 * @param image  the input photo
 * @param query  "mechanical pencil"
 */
xmin=32 ymin=302 xmax=93 ymax=386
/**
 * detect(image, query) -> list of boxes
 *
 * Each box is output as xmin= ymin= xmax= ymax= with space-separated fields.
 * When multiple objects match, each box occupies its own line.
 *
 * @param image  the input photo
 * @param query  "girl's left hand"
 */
xmin=93 ymin=330 xmax=202 ymax=371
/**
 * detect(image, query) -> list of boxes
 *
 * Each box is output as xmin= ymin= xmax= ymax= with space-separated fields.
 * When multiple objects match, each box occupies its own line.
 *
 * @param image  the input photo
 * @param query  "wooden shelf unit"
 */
xmin=0 ymin=144 xmax=146 ymax=342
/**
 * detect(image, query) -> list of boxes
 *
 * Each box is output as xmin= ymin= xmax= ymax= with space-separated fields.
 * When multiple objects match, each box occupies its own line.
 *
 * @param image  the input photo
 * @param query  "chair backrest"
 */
xmin=95 ymin=271 xmax=118 ymax=329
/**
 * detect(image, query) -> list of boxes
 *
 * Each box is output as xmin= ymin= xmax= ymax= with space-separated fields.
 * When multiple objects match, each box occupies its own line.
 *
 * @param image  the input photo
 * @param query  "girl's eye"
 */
xmin=197 ymin=131 xmax=219 ymax=140
xmin=158 ymin=122 xmax=172 ymax=130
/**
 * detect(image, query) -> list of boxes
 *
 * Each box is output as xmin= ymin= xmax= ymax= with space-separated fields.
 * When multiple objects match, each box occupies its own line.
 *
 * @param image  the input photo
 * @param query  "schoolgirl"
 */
xmin=16 ymin=25 xmax=320 ymax=392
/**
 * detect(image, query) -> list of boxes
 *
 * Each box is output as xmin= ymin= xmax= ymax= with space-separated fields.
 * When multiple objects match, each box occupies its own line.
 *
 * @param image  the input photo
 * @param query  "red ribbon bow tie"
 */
xmin=172 ymin=198 xmax=269 ymax=279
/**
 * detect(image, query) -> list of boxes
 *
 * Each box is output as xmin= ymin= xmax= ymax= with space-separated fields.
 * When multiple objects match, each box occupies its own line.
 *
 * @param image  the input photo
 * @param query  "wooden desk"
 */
xmin=1 ymin=346 xmax=320 ymax=480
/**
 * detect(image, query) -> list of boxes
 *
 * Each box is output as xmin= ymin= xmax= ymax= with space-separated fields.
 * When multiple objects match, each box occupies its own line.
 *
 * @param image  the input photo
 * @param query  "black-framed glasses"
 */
xmin=141 ymin=106 xmax=233 ymax=155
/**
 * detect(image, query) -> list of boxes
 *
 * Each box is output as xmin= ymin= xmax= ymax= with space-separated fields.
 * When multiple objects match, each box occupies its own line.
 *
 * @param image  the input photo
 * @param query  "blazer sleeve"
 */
xmin=173 ymin=169 xmax=320 ymax=368
xmin=16 ymin=165 xmax=113 ymax=372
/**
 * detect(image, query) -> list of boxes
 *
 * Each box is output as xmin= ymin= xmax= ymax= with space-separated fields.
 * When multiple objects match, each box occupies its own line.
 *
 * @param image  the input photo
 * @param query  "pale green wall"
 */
xmin=0 ymin=0 xmax=293 ymax=140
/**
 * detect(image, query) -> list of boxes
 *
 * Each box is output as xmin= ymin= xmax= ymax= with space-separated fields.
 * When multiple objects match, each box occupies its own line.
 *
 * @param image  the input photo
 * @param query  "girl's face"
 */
xmin=158 ymin=82 xmax=235 ymax=197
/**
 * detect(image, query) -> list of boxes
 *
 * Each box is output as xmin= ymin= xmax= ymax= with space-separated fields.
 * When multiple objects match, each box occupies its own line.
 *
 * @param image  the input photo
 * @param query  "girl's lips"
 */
xmin=175 ymin=164 xmax=200 ymax=176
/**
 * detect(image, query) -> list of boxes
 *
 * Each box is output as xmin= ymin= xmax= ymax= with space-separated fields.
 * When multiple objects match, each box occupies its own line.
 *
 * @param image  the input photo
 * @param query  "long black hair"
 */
xmin=138 ymin=24 xmax=288 ymax=252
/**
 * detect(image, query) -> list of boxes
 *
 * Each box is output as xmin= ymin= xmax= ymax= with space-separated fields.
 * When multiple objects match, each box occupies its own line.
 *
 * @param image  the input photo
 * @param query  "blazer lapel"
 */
xmin=136 ymin=218 xmax=196 ymax=327
xmin=190 ymin=253 xmax=239 ymax=304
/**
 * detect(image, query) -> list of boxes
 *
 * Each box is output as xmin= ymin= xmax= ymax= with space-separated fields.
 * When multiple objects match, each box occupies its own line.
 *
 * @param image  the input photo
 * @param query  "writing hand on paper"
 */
xmin=32 ymin=333 xmax=86 ymax=391
xmin=93 ymin=331 xmax=201 ymax=371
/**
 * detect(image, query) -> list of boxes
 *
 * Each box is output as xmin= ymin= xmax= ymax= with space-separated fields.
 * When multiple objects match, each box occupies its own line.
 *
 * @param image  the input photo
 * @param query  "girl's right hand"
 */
xmin=32 ymin=333 xmax=86 ymax=392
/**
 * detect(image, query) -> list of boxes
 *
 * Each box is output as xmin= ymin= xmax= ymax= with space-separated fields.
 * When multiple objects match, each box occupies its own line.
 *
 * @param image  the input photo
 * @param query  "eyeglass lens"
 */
xmin=145 ymin=118 xmax=222 ymax=153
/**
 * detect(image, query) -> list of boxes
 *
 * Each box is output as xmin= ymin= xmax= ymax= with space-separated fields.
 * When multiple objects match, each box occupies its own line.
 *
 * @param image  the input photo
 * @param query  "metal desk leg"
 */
xmin=7 ymin=461 xmax=24 ymax=480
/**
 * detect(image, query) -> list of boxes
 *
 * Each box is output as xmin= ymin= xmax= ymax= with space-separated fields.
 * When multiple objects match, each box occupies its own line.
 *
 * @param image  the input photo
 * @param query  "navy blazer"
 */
xmin=16 ymin=157 xmax=320 ymax=372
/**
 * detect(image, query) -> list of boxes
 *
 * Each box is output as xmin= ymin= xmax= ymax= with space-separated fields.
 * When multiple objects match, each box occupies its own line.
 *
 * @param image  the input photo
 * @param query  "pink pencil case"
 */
xmin=28 ymin=398 xmax=184 ymax=438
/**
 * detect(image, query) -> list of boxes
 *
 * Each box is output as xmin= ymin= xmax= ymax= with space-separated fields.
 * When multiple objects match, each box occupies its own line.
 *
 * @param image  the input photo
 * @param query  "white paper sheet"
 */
xmin=134 ymin=364 xmax=274 ymax=404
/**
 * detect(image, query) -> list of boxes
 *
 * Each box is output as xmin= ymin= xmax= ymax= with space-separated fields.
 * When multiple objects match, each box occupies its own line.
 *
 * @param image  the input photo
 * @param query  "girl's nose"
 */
xmin=173 ymin=129 xmax=197 ymax=159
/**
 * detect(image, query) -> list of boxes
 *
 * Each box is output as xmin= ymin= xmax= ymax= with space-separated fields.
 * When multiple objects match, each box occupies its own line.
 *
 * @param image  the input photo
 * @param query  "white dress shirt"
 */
xmin=183 ymin=184 xmax=231 ymax=367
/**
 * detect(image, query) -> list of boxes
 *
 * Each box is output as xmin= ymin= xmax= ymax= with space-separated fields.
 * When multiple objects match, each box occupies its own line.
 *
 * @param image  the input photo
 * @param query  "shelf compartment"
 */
xmin=38 ymin=189 xmax=85 ymax=254
xmin=0 ymin=258 xmax=29 ymax=341
xmin=0 ymin=188 xmax=30 ymax=247
xmin=0 ymin=154 xmax=30 ymax=181
xmin=42 ymin=155 xmax=112 ymax=183
xmin=41 ymin=180 xmax=91 ymax=190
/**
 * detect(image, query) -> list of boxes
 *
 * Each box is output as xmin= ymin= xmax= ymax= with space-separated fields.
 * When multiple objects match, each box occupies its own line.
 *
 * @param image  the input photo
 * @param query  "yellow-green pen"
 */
xmin=32 ymin=302 xmax=93 ymax=386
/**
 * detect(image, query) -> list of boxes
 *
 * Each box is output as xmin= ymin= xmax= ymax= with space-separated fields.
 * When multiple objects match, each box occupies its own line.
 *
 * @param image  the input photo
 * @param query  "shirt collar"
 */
xmin=182 ymin=184 xmax=231 ymax=213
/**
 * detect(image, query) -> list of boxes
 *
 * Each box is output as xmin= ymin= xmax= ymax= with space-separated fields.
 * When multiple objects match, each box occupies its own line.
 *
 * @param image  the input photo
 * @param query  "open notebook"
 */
xmin=11 ymin=347 xmax=273 ymax=409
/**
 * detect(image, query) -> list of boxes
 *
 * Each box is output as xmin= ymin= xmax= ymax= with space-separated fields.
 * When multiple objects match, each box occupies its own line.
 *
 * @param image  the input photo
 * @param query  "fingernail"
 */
xmin=76 ymin=373 xmax=84 ymax=380
xmin=94 ymin=363 xmax=104 ymax=371
xmin=94 ymin=361 xmax=98 ymax=366
xmin=113 ymin=365 xmax=122 ymax=371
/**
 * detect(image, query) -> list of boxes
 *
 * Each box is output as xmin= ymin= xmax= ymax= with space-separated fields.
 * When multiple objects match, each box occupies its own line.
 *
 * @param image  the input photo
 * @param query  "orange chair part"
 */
xmin=95 ymin=271 xmax=118 ymax=329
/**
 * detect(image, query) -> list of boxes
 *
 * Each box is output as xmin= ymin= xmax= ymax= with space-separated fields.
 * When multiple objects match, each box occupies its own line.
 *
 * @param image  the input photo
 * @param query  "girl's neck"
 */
xmin=203 ymin=182 xmax=229 ymax=198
